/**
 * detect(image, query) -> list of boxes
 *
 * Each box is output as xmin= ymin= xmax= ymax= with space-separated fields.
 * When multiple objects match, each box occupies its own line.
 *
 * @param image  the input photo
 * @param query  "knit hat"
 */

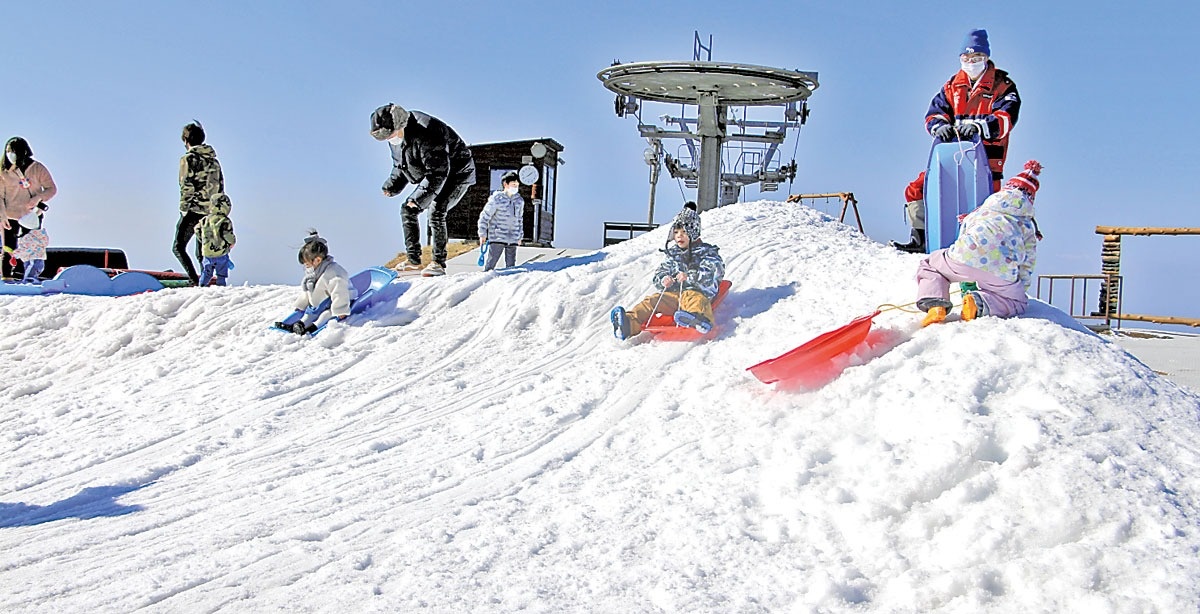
xmin=1004 ymin=160 xmax=1043 ymax=198
xmin=671 ymin=207 xmax=701 ymax=242
xmin=960 ymin=29 xmax=990 ymax=56
xmin=370 ymin=103 xmax=411 ymax=140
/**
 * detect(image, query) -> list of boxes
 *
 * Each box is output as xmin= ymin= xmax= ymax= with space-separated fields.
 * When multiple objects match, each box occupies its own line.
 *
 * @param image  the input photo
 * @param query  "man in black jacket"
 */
xmin=371 ymin=103 xmax=476 ymax=276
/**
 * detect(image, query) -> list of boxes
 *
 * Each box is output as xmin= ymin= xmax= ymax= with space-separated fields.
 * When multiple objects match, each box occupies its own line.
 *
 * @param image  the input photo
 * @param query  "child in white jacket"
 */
xmin=280 ymin=231 xmax=357 ymax=335
xmin=476 ymin=170 xmax=524 ymax=271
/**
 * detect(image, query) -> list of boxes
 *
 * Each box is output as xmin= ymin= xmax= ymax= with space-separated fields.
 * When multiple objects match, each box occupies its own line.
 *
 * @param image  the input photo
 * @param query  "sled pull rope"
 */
xmin=875 ymin=286 xmax=967 ymax=314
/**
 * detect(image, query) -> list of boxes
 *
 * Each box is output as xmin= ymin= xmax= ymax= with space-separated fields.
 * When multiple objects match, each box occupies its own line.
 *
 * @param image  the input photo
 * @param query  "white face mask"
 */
xmin=961 ymin=58 xmax=987 ymax=80
xmin=504 ymin=186 xmax=519 ymax=196
xmin=387 ymin=136 xmax=403 ymax=146
xmin=5 ymin=152 xmax=15 ymax=164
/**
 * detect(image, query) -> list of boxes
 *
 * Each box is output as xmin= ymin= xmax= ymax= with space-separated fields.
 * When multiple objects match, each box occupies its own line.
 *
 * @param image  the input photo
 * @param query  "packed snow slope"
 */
xmin=2 ymin=201 xmax=1199 ymax=613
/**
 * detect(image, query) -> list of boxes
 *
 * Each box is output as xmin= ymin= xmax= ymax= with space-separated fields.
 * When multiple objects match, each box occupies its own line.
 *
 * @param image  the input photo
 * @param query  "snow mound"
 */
xmin=2 ymin=200 xmax=1198 ymax=612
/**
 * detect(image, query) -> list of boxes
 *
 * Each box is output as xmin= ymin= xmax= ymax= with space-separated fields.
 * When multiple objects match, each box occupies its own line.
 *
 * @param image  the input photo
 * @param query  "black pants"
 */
xmin=401 ymin=180 xmax=472 ymax=266
xmin=2 ymin=223 xmax=25 ymax=279
xmin=172 ymin=211 xmax=204 ymax=283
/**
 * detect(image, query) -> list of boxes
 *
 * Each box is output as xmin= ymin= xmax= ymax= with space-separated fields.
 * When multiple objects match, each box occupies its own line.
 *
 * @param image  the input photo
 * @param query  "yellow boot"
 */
xmin=961 ymin=293 xmax=979 ymax=322
xmin=921 ymin=306 xmax=947 ymax=327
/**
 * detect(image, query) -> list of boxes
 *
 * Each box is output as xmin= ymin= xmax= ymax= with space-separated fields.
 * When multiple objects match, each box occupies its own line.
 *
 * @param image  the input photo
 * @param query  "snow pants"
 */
xmin=483 ymin=242 xmax=517 ymax=271
xmin=625 ymin=289 xmax=714 ymax=335
xmin=199 ymin=254 xmax=231 ymax=286
xmin=21 ymin=259 xmax=44 ymax=282
xmin=916 ymin=249 xmax=1028 ymax=318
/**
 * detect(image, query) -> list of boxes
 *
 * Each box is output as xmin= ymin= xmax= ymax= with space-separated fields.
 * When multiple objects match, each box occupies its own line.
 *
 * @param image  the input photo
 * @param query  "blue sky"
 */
xmin=3 ymin=1 xmax=1197 ymax=325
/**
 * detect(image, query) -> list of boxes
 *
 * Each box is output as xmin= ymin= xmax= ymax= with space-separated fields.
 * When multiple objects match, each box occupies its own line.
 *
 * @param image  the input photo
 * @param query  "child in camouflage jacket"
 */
xmin=195 ymin=193 xmax=236 ymax=286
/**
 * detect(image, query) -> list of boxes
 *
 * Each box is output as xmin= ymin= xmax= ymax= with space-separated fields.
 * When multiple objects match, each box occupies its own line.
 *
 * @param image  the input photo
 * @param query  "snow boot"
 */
xmin=673 ymin=310 xmax=712 ymax=334
xmin=610 ymin=306 xmax=631 ymax=340
xmin=422 ymin=261 xmax=446 ymax=277
xmin=921 ymin=306 xmax=947 ymax=327
xmin=961 ymin=291 xmax=989 ymax=321
xmin=890 ymin=229 xmax=925 ymax=254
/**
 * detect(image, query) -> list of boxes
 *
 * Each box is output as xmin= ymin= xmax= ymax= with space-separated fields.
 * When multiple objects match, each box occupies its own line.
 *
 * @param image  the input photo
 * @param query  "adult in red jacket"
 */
xmin=925 ymin=29 xmax=1021 ymax=193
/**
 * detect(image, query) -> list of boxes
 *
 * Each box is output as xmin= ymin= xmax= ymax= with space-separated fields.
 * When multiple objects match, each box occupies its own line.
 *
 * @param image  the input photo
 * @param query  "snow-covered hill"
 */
xmin=2 ymin=201 xmax=1198 ymax=613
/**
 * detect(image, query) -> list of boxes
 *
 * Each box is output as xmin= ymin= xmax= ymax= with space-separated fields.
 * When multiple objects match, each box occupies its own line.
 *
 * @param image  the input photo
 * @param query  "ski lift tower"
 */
xmin=598 ymin=45 xmax=818 ymax=214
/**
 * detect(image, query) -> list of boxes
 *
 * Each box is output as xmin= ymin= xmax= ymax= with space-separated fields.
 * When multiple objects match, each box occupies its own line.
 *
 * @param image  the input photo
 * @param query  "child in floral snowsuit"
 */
xmin=13 ymin=203 xmax=49 ymax=283
xmin=610 ymin=204 xmax=725 ymax=339
xmin=916 ymin=160 xmax=1042 ymax=326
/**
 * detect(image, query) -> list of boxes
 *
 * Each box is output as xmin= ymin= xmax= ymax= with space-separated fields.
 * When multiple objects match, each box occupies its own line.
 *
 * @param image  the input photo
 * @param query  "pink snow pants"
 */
xmin=916 ymin=250 xmax=1029 ymax=318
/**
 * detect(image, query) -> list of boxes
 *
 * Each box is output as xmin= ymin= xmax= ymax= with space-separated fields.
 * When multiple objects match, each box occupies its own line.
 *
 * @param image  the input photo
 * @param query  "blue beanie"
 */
xmin=960 ymin=29 xmax=990 ymax=56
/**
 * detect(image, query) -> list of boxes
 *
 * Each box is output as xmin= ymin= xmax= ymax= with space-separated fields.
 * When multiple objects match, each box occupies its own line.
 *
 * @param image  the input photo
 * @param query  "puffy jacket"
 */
xmin=925 ymin=62 xmax=1021 ymax=188
xmin=946 ymin=187 xmax=1038 ymax=288
xmin=179 ymin=144 xmax=224 ymax=214
xmin=653 ymin=242 xmax=725 ymax=299
xmin=196 ymin=194 xmax=236 ymax=258
xmin=1 ymin=160 xmax=56 ymax=220
xmin=294 ymin=257 xmax=356 ymax=319
xmin=477 ymin=190 xmax=525 ymax=245
xmin=384 ymin=111 xmax=476 ymax=210
xmin=13 ymin=227 xmax=48 ymax=261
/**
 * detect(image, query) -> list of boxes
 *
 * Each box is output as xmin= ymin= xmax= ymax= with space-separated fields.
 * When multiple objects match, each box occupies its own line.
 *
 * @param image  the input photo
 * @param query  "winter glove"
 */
xmin=931 ymin=123 xmax=955 ymax=141
xmin=661 ymin=276 xmax=675 ymax=288
xmin=955 ymin=121 xmax=979 ymax=139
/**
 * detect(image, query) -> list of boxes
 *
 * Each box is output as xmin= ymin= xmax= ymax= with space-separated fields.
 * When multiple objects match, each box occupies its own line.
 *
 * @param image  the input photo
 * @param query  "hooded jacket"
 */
xmin=179 ymin=144 xmax=224 ymax=214
xmin=1 ymin=159 xmax=56 ymax=220
xmin=196 ymin=194 xmax=236 ymax=258
xmin=946 ymin=187 xmax=1038 ymax=288
xmin=384 ymin=111 xmax=476 ymax=210
xmin=477 ymin=190 xmax=525 ymax=245
xmin=653 ymin=241 xmax=725 ymax=299
xmin=293 ymin=257 xmax=356 ymax=319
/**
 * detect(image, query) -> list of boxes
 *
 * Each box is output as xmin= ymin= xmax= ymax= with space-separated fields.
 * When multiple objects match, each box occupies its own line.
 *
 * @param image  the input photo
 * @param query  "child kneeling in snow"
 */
xmin=610 ymin=204 xmax=725 ymax=340
xmin=916 ymin=160 xmax=1043 ymax=326
xmin=277 ymin=231 xmax=357 ymax=335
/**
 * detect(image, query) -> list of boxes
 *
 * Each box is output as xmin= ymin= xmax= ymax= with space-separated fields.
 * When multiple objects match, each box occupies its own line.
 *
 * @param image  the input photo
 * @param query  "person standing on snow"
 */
xmin=609 ymin=205 xmax=725 ymax=340
xmin=174 ymin=121 xmax=224 ymax=286
xmin=370 ymin=103 xmax=476 ymax=277
xmin=925 ymin=29 xmax=1022 ymax=193
xmin=195 ymin=193 xmax=237 ymax=287
xmin=915 ymin=161 xmax=1043 ymax=326
xmin=477 ymin=170 xmax=525 ymax=271
xmin=1 ymin=136 xmax=57 ymax=279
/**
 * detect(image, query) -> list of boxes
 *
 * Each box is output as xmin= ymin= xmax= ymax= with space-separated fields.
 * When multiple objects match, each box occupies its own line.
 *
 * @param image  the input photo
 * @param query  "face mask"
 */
xmin=5 ymin=152 xmax=15 ymax=164
xmin=387 ymin=136 xmax=403 ymax=146
xmin=504 ymin=186 xmax=518 ymax=196
xmin=961 ymin=59 xmax=987 ymax=80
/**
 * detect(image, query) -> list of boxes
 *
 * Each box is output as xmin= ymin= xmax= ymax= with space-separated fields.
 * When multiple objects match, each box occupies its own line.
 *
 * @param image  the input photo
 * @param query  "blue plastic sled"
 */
xmin=923 ymin=139 xmax=993 ymax=252
xmin=0 ymin=264 xmax=163 ymax=297
xmin=271 ymin=266 xmax=402 ymax=336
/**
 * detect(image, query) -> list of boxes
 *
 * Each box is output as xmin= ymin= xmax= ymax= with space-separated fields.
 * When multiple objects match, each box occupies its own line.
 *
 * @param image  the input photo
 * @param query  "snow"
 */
xmin=2 ymin=200 xmax=1199 ymax=613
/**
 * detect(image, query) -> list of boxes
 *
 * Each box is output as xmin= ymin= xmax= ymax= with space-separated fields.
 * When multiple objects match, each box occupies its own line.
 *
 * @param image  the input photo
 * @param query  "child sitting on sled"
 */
xmin=915 ymin=160 xmax=1043 ymax=326
xmin=610 ymin=203 xmax=725 ymax=340
xmin=276 ymin=230 xmax=357 ymax=335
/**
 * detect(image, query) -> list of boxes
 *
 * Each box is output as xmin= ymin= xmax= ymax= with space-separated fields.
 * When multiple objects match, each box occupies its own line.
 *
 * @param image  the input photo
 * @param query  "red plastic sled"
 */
xmin=747 ymin=310 xmax=880 ymax=384
xmin=642 ymin=280 xmax=733 ymax=342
